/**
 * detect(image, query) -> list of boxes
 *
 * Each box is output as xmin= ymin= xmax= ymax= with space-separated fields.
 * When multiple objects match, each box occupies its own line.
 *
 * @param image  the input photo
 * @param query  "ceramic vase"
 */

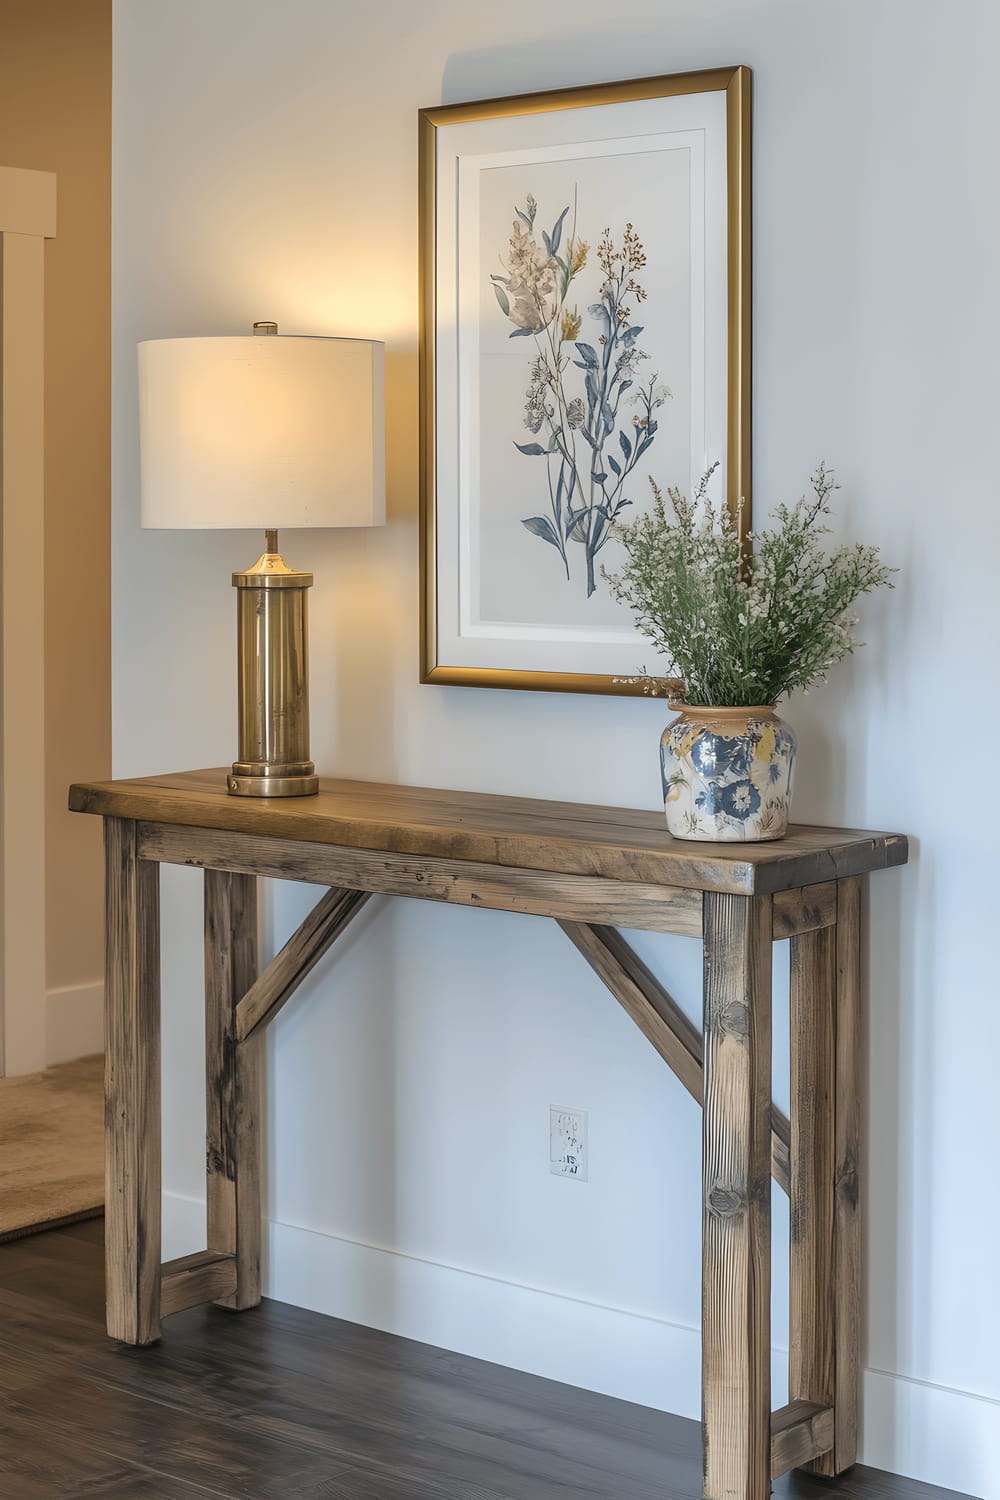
xmin=660 ymin=704 xmax=796 ymax=842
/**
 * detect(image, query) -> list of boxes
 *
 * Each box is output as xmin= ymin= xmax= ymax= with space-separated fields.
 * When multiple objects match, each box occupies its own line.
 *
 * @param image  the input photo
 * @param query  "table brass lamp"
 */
xmin=138 ymin=322 xmax=385 ymax=796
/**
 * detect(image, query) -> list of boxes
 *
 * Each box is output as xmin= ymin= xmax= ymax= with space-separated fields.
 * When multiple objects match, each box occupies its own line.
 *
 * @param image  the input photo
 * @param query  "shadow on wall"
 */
xmin=384 ymin=349 xmax=420 ymax=528
xmin=309 ymin=347 xmax=417 ymax=781
xmin=436 ymin=7 xmax=781 ymax=105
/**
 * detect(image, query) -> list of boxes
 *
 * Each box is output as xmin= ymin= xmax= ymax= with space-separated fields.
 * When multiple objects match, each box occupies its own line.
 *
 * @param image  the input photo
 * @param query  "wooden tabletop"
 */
xmin=69 ymin=768 xmax=908 ymax=896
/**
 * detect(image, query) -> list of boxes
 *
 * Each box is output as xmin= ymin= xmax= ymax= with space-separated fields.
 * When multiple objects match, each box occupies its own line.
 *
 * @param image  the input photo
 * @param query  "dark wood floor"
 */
xmin=0 ymin=1219 xmax=974 ymax=1500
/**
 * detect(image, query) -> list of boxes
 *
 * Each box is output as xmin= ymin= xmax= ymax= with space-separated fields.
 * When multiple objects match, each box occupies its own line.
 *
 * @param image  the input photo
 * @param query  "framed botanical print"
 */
xmin=419 ymin=66 xmax=751 ymax=695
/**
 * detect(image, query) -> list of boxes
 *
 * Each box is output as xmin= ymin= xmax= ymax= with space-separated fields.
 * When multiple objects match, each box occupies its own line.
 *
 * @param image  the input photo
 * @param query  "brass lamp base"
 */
xmin=229 ymin=531 xmax=319 ymax=798
xmin=227 ymin=765 xmax=319 ymax=798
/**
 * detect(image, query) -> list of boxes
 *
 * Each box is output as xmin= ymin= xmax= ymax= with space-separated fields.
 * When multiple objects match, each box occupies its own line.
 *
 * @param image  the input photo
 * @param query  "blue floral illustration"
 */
xmin=720 ymin=781 xmax=761 ymax=820
xmin=690 ymin=734 xmax=750 ymax=780
xmin=490 ymin=191 xmax=670 ymax=597
xmin=695 ymin=783 xmax=726 ymax=817
xmin=695 ymin=778 xmax=760 ymax=822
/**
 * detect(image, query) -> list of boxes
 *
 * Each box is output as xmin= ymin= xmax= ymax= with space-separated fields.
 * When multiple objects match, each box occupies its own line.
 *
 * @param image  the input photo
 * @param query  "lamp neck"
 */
xmin=257 ymin=319 xmax=280 ymax=558
xmin=233 ymin=544 xmax=313 ymax=589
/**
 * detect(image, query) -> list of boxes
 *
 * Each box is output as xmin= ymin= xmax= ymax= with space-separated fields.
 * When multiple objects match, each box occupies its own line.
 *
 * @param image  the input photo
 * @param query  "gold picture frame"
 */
xmin=419 ymin=66 xmax=752 ymax=696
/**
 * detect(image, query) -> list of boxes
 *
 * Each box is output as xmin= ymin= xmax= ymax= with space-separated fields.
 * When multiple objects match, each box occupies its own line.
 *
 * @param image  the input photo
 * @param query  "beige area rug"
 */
xmin=0 ymin=1054 xmax=103 ymax=1242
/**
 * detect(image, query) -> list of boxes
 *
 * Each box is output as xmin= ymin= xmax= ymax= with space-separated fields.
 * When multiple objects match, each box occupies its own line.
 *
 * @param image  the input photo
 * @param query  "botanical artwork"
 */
xmin=421 ymin=69 xmax=747 ymax=692
xmin=489 ymin=192 xmax=670 ymax=598
xmin=660 ymin=714 xmax=797 ymax=842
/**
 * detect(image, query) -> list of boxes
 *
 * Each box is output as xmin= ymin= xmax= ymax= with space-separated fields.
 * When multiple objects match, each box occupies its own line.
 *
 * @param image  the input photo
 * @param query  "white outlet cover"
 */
xmin=550 ymin=1105 xmax=588 ymax=1181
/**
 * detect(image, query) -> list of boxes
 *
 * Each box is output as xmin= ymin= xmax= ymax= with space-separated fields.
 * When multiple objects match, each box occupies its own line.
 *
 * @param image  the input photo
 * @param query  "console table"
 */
xmin=69 ymin=768 xmax=907 ymax=1500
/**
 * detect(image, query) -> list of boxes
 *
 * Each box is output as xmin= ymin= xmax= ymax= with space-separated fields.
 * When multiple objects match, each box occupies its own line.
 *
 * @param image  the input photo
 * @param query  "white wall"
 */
xmin=112 ymin=1 xmax=1000 ymax=1494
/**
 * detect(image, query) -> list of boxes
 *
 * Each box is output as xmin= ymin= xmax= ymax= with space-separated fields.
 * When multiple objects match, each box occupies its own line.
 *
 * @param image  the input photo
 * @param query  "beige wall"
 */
xmin=0 ymin=0 xmax=110 ymax=1010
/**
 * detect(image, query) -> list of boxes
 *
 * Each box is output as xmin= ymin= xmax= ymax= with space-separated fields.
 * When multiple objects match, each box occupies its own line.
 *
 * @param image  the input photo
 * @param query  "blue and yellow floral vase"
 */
xmin=660 ymin=704 xmax=796 ymax=842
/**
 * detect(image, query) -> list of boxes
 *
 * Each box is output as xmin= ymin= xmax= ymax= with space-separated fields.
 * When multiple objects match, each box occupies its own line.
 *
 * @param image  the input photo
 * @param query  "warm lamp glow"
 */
xmin=138 ymin=334 xmax=385 ymax=530
xmin=137 ymin=324 xmax=386 ymax=799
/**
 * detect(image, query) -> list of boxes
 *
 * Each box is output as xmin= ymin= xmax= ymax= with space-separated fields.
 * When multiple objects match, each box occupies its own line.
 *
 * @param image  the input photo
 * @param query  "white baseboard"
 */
xmin=161 ymin=1194 xmax=996 ymax=1499
xmin=46 ymin=979 xmax=103 ymax=1066
xmin=860 ymin=1367 xmax=996 ymax=1499
xmin=265 ymin=1214 xmax=715 ymax=1419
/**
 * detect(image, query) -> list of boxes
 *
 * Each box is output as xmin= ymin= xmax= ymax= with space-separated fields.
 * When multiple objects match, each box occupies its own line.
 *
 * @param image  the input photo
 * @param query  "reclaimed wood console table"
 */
xmin=70 ymin=768 xmax=907 ymax=1500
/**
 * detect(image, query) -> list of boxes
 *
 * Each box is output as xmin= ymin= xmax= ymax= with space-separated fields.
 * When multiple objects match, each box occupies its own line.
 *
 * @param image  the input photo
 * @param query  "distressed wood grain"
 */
xmin=772 ymin=881 xmax=837 ymax=938
xmin=104 ymin=817 xmax=161 ymax=1345
xmin=701 ymin=891 xmax=773 ymax=1500
xmin=205 ymin=870 xmax=260 ymax=1310
xmin=137 ymin=822 xmax=704 ymax=935
xmin=829 ymin=874 xmax=864 ymax=1474
xmin=770 ymin=1400 xmax=836 ymax=1479
xmin=236 ymin=887 xmax=371 ymax=1042
xmin=161 ymin=1251 xmax=238 ymax=1319
xmin=789 ymin=923 xmax=837 ymax=1470
xmin=70 ymin=768 xmax=908 ymax=894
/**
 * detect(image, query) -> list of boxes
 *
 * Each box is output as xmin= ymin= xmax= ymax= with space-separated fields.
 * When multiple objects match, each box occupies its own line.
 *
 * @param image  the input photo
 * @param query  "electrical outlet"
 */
xmin=550 ymin=1105 xmax=588 ymax=1181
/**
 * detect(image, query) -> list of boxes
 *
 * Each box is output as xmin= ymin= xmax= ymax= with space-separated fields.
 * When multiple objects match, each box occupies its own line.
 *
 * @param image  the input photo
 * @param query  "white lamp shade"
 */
xmin=138 ymin=334 xmax=385 ymax=529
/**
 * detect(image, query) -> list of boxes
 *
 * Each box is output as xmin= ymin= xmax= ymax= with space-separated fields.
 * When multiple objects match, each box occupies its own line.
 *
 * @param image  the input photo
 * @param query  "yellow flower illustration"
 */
xmin=755 ymin=724 xmax=776 ymax=766
xmin=561 ymin=306 xmax=582 ymax=343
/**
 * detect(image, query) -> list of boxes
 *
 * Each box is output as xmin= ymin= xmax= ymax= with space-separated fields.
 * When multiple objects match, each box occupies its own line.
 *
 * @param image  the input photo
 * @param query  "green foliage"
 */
xmin=604 ymin=464 xmax=895 ymax=706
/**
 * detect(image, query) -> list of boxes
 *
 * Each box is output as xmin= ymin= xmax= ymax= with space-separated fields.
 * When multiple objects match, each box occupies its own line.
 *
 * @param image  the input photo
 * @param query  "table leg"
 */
xmin=104 ymin=816 xmax=161 ymax=1345
xmin=204 ymin=869 xmax=261 ymax=1309
xmin=789 ymin=875 xmax=863 ymax=1474
xmin=702 ymin=892 xmax=773 ymax=1500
